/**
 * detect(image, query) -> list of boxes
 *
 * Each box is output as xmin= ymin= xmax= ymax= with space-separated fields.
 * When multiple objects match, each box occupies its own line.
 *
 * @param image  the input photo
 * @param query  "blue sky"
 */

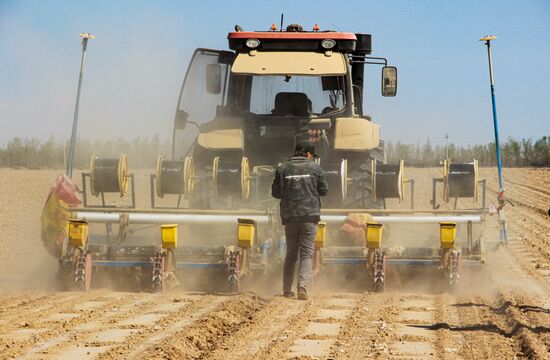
xmin=1 ymin=0 xmax=549 ymax=146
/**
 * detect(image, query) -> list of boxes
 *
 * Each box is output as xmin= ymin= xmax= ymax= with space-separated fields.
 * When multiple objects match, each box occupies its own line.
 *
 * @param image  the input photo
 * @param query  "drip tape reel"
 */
xmin=324 ymin=159 xmax=350 ymax=201
xmin=371 ymin=159 xmax=404 ymax=202
xmin=90 ymin=153 xmax=129 ymax=197
xmin=212 ymin=156 xmax=251 ymax=200
xmin=155 ymin=156 xmax=195 ymax=199
xmin=445 ymin=160 xmax=478 ymax=202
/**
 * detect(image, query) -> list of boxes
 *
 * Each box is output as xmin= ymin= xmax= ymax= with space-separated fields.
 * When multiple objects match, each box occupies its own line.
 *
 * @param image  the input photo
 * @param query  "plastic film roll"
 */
xmin=372 ymin=160 xmax=404 ymax=200
xmin=90 ymin=154 xmax=129 ymax=197
xmin=448 ymin=161 xmax=477 ymax=198
xmin=324 ymin=159 xmax=349 ymax=201
xmin=212 ymin=156 xmax=250 ymax=200
xmin=156 ymin=156 xmax=184 ymax=197
xmin=156 ymin=156 xmax=195 ymax=199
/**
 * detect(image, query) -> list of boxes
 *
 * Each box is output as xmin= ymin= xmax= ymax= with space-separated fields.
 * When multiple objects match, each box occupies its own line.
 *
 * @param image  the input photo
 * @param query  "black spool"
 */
xmin=157 ymin=159 xmax=185 ymax=197
xmin=90 ymin=154 xmax=128 ymax=196
xmin=212 ymin=156 xmax=250 ymax=199
xmin=448 ymin=163 xmax=476 ymax=197
xmin=325 ymin=169 xmax=340 ymax=199
xmin=323 ymin=159 xmax=348 ymax=201
xmin=214 ymin=157 xmax=241 ymax=197
xmin=375 ymin=164 xmax=401 ymax=198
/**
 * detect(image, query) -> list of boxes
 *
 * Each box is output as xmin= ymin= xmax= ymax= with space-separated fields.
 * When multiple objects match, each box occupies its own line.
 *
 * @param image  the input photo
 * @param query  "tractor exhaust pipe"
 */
xmin=351 ymin=34 xmax=372 ymax=116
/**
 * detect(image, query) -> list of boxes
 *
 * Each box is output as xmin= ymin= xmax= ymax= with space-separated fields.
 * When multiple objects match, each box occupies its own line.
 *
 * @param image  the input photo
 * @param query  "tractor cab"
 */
xmin=173 ymin=24 xmax=397 ymax=174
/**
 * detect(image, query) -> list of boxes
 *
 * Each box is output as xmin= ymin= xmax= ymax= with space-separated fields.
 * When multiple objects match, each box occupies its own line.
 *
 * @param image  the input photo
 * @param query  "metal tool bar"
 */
xmin=322 ymin=208 xmax=485 ymax=215
xmin=324 ymin=215 xmax=483 ymax=224
xmin=75 ymin=212 xmax=270 ymax=224
xmin=72 ymin=207 xmax=268 ymax=215
xmin=73 ymin=207 xmax=484 ymax=216
xmin=75 ymin=212 xmax=481 ymax=225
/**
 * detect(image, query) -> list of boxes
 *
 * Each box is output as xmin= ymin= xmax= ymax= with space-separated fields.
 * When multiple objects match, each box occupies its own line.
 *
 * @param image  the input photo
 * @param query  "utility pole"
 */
xmin=66 ymin=33 xmax=95 ymax=177
xmin=480 ymin=35 xmax=508 ymax=244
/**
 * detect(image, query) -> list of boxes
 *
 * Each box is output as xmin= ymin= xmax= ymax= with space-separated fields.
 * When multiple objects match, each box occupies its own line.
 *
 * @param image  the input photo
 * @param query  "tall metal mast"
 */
xmin=480 ymin=35 xmax=508 ymax=244
xmin=66 ymin=32 xmax=95 ymax=177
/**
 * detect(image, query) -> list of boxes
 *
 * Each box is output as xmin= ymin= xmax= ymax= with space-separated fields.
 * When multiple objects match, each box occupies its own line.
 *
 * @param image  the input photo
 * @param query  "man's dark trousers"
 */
xmin=283 ymin=222 xmax=317 ymax=293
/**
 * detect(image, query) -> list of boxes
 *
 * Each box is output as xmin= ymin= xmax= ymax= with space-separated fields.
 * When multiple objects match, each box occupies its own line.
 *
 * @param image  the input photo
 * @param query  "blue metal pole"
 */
xmin=491 ymin=85 xmax=503 ymax=190
xmin=484 ymin=40 xmax=504 ymax=190
xmin=481 ymin=35 xmax=507 ymax=244
xmin=66 ymin=33 xmax=94 ymax=177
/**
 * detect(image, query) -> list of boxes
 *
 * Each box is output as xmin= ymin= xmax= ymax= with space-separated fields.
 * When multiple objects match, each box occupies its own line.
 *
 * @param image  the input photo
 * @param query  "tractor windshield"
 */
xmin=246 ymin=75 xmax=347 ymax=117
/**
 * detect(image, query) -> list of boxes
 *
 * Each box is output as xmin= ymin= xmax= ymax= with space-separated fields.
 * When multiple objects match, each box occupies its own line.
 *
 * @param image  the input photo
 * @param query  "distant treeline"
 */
xmin=0 ymin=136 xmax=171 ymax=169
xmin=385 ymin=136 xmax=550 ymax=167
xmin=0 ymin=135 xmax=549 ymax=169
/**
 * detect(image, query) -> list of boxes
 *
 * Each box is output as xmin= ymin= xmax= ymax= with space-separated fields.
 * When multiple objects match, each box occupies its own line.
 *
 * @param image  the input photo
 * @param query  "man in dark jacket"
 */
xmin=271 ymin=141 xmax=329 ymax=300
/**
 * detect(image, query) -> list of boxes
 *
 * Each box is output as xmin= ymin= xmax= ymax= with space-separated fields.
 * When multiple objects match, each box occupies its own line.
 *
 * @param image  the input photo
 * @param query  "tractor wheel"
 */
xmin=346 ymin=142 xmax=385 ymax=209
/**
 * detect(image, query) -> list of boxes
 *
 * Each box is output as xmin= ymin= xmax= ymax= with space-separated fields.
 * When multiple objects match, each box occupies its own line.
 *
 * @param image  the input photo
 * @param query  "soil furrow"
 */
xmin=282 ymin=293 xmax=359 ymax=359
xmin=19 ymin=293 xmax=205 ymax=359
xmin=128 ymin=294 xmax=265 ymax=360
xmin=454 ymin=294 xmax=519 ymax=359
xmin=99 ymin=294 xmax=229 ymax=359
xmin=503 ymin=179 xmax=550 ymax=198
xmin=1 ymin=292 xmax=156 ymax=359
xmin=242 ymin=296 xmax=317 ymax=359
xmin=329 ymin=292 xmax=399 ymax=359
xmin=204 ymin=296 xmax=307 ymax=360
xmin=433 ymin=293 xmax=464 ymax=359
xmin=496 ymin=291 xmax=550 ymax=360
xmin=0 ymin=293 xmax=54 ymax=313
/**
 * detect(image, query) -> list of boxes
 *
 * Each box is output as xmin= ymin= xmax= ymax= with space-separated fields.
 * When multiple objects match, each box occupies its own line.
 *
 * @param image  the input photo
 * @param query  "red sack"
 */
xmin=41 ymin=174 xmax=81 ymax=258
xmin=50 ymin=174 xmax=80 ymax=206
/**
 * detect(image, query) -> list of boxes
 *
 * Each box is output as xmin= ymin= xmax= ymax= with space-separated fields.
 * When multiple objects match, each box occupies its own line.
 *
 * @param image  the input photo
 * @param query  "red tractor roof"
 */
xmin=228 ymin=31 xmax=364 ymax=53
xmin=227 ymin=31 xmax=357 ymax=41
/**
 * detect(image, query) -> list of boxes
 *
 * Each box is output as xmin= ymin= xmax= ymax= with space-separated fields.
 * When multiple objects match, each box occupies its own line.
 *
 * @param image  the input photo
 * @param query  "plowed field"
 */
xmin=0 ymin=167 xmax=548 ymax=359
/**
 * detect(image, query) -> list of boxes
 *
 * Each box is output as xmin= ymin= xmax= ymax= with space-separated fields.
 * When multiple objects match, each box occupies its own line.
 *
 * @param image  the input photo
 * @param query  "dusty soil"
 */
xmin=0 ymin=167 xmax=548 ymax=359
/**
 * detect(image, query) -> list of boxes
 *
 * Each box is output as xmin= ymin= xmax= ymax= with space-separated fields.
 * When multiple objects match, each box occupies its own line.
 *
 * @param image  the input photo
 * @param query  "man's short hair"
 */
xmin=295 ymin=141 xmax=318 ymax=157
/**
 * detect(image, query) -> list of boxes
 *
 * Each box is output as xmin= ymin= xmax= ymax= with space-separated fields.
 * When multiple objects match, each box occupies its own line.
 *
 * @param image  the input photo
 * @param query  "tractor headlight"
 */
xmin=245 ymin=38 xmax=260 ymax=49
xmin=321 ymin=39 xmax=336 ymax=49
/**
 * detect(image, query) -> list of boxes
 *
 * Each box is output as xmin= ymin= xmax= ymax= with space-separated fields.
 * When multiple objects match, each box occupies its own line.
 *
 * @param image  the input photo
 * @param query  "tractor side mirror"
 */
xmin=206 ymin=64 xmax=222 ymax=94
xmin=174 ymin=109 xmax=189 ymax=130
xmin=381 ymin=66 xmax=397 ymax=97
